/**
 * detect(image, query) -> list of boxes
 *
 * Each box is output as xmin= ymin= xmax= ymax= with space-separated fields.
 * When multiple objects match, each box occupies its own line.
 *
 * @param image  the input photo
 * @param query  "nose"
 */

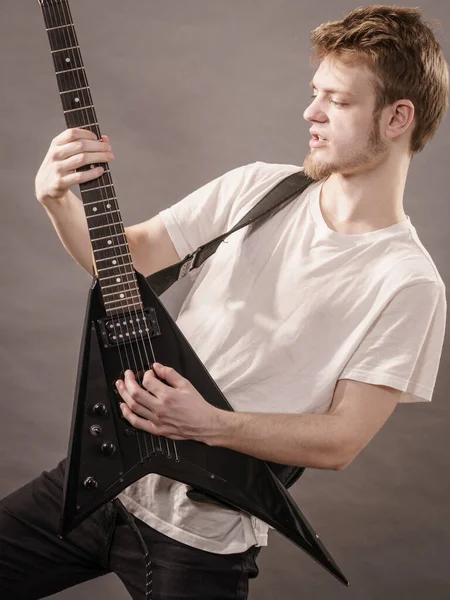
xmin=303 ymin=96 xmax=327 ymax=124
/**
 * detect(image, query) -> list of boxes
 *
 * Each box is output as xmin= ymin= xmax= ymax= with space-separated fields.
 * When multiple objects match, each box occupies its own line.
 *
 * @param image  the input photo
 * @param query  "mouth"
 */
xmin=310 ymin=136 xmax=329 ymax=148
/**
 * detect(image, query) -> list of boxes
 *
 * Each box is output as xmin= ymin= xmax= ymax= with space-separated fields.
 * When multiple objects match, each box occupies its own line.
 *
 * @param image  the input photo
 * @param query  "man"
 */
xmin=0 ymin=5 xmax=447 ymax=599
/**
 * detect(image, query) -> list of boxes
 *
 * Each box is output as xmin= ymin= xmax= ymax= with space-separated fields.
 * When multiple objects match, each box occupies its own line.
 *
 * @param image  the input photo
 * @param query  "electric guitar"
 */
xmin=37 ymin=0 xmax=348 ymax=587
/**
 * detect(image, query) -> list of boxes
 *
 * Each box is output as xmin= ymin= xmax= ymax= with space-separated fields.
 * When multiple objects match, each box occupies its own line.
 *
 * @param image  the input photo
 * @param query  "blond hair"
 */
xmin=310 ymin=5 xmax=449 ymax=156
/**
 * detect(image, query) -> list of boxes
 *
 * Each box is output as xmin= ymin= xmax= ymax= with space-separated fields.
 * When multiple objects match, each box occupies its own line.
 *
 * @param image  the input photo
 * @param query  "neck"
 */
xmin=320 ymin=157 xmax=410 ymax=235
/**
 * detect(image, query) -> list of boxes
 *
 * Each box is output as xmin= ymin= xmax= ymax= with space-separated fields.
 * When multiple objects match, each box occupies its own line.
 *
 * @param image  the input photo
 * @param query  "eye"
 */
xmin=310 ymin=94 xmax=345 ymax=106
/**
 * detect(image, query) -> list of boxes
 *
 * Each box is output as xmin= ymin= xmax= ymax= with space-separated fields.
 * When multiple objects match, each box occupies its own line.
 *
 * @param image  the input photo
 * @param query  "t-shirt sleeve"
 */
xmin=338 ymin=281 xmax=447 ymax=402
xmin=158 ymin=163 xmax=253 ymax=262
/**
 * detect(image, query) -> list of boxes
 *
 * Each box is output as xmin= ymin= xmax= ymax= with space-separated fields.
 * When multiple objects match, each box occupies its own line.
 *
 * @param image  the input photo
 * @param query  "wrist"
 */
xmin=203 ymin=409 xmax=240 ymax=447
xmin=36 ymin=189 xmax=69 ymax=210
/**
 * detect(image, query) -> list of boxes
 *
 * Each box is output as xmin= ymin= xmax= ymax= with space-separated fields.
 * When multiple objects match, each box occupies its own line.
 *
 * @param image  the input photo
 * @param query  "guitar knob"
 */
xmin=92 ymin=403 xmax=108 ymax=416
xmin=83 ymin=476 xmax=99 ymax=489
xmin=101 ymin=442 xmax=116 ymax=456
xmin=89 ymin=424 xmax=102 ymax=436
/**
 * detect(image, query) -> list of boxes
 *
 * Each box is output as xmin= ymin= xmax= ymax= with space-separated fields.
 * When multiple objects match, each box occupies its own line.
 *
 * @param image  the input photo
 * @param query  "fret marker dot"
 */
xmin=74 ymin=97 xmax=80 ymax=103
xmin=116 ymin=278 xmax=121 ymax=282
xmin=65 ymin=58 xmax=71 ymax=63
xmin=107 ymin=240 xmax=112 ymax=245
xmin=122 ymin=321 xmax=126 ymax=325
xmin=112 ymin=260 xmax=117 ymax=265
xmin=90 ymin=164 xmax=95 ymax=169
xmin=92 ymin=207 xmax=97 ymax=212
xmin=106 ymin=204 xmax=111 ymax=209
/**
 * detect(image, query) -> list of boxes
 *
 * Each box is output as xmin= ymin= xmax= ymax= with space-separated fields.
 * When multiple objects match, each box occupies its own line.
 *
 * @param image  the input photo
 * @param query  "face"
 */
xmin=302 ymin=57 xmax=390 ymax=181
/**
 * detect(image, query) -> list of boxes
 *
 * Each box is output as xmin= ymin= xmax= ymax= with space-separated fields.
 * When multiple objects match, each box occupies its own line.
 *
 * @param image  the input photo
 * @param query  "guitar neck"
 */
xmin=39 ymin=0 xmax=142 ymax=315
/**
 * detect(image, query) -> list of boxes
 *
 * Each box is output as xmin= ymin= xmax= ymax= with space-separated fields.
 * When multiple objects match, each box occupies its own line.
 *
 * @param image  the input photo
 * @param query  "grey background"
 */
xmin=1 ymin=1 xmax=449 ymax=598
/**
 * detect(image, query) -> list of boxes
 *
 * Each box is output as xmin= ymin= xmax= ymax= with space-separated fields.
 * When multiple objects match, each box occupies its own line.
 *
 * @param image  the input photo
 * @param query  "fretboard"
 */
xmin=39 ymin=0 xmax=142 ymax=316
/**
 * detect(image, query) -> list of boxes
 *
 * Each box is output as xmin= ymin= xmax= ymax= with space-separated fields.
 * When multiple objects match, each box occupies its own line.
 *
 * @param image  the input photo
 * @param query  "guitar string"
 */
xmin=47 ymin=0 xmax=145 ymax=462
xmin=55 ymin=0 xmax=149 ymax=463
xmin=61 ymin=0 xmax=175 ymax=461
xmin=53 ymin=0 xmax=174 ymax=461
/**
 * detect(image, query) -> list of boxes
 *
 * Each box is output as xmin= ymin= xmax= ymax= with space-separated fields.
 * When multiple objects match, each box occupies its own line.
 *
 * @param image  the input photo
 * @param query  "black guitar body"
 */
xmin=61 ymin=271 xmax=348 ymax=586
xmin=37 ymin=0 xmax=348 ymax=587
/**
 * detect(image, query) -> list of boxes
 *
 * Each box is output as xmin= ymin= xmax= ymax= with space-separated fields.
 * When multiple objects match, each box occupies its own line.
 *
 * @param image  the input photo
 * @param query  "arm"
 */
xmin=36 ymin=128 xmax=181 ymax=276
xmin=116 ymin=365 xmax=400 ymax=472
xmin=207 ymin=378 xmax=400 ymax=470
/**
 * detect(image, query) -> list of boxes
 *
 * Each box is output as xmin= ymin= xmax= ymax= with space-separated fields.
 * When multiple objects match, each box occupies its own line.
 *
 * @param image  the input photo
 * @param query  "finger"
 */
xmin=59 ymin=151 xmax=114 ymax=173
xmin=101 ymin=135 xmax=110 ymax=144
xmin=120 ymin=403 xmax=155 ymax=434
xmin=124 ymin=370 xmax=160 ymax=405
xmin=54 ymin=139 xmax=112 ymax=161
xmin=152 ymin=363 xmax=186 ymax=389
xmin=116 ymin=378 xmax=155 ymax=420
xmin=53 ymin=127 xmax=98 ymax=146
xmin=59 ymin=167 xmax=105 ymax=188
xmin=142 ymin=368 xmax=168 ymax=396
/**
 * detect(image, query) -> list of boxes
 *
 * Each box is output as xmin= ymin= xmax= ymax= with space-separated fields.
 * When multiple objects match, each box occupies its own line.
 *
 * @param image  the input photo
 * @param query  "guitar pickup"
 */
xmin=97 ymin=308 xmax=160 ymax=348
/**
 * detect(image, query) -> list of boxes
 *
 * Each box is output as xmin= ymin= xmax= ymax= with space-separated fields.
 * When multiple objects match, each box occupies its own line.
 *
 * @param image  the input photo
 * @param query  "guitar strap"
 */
xmin=146 ymin=169 xmax=315 ymax=296
xmin=146 ymin=168 xmax=316 ymax=489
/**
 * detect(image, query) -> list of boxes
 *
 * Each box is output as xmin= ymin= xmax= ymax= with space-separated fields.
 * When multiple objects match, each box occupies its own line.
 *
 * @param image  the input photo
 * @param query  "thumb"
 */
xmin=152 ymin=363 xmax=185 ymax=388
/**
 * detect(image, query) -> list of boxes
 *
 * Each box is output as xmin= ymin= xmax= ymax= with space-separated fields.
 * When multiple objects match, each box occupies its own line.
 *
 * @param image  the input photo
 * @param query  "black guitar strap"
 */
xmin=146 ymin=167 xmax=316 ymax=490
xmin=146 ymin=168 xmax=315 ymax=297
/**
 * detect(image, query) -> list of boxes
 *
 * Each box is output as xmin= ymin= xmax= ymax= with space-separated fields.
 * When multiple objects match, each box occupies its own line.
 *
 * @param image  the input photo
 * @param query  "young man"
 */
xmin=0 ymin=5 xmax=448 ymax=600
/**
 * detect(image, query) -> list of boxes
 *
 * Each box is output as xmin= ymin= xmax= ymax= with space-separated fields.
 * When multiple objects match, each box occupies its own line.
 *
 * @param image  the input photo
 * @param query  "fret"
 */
xmin=52 ymin=48 xmax=83 ymax=73
xmin=41 ymin=2 xmax=72 ymax=29
xmin=55 ymin=66 xmax=83 ymax=75
xmin=60 ymin=86 xmax=88 ymax=94
xmin=105 ymin=302 xmax=143 ymax=315
xmin=59 ymin=88 xmax=91 ymax=112
xmin=89 ymin=222 xmax=124 ymax=232
xmin=65 ymin=106 xmax=96 ymax=128
xmin=83 ymin=183 xmax=114 ymax=194
xmin=81 ymin=174 xmax=112 ymax=192
xmin=102 ymin=287 xmax=139 ymax=298
xmin=87 ymin=209 xmax=120 ymax=219
xmin=42 ymin=1 xmax=73 ymax=31
xmin=56 ymin=69 xmax=88 ymax=93
xmin=46 ymin=23 xmax=72 ymax=31
xmin=91 ymin=232 xmax=125 ymax=243
xmin=99 ymin=283 xmax=137 ymax=294
xmin=97 ymin=270 xmax=135 ymax=280
xmin=47 ymin=26 xmax=77 ymax=52
xmin=64 ymin=104 xmax=94 ymax=114
xmin=96 ymin=253 xmax=133 ymax=266
xmin=78 ymin=122 xmax=99 ymax=129
xmin=93 ymin=243 xmax=129 ymax=256
xmin=52 ymin=45 xmax=79 ymax=53
xmin=83 ymin=199 xmax=117 ymax=210
xmin=104 ymin=294 xmax=141 ymax=305
xmin=101 ymin=281 xmax=138 ymax=291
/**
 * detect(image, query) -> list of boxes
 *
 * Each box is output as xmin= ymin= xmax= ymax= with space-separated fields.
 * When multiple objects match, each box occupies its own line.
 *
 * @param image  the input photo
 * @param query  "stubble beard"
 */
xmin=302 ymin=114 xmax=388 ymax=181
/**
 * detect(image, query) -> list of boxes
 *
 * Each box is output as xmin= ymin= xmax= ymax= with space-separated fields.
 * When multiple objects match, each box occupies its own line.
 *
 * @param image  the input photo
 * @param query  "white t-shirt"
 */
xmin=118 ymin=161 xmax=447 ymax=554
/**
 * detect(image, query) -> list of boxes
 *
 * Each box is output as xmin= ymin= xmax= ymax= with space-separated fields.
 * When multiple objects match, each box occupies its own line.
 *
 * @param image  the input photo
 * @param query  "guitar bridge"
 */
xmin=97 ymin=308 xmax=160 ymax=348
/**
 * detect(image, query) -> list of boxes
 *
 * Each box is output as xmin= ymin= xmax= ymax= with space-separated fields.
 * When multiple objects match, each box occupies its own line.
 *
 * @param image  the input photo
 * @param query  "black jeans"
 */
xmin=0 ymin=459 xmax=261 ymax=599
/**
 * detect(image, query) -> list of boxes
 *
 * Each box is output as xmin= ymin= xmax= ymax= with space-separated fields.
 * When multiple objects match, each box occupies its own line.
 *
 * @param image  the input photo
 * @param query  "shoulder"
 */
xmin=240 ymin=161 xmax=304 ymax=188
xmin=221 ymin=161 xmax=304 ymax=226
